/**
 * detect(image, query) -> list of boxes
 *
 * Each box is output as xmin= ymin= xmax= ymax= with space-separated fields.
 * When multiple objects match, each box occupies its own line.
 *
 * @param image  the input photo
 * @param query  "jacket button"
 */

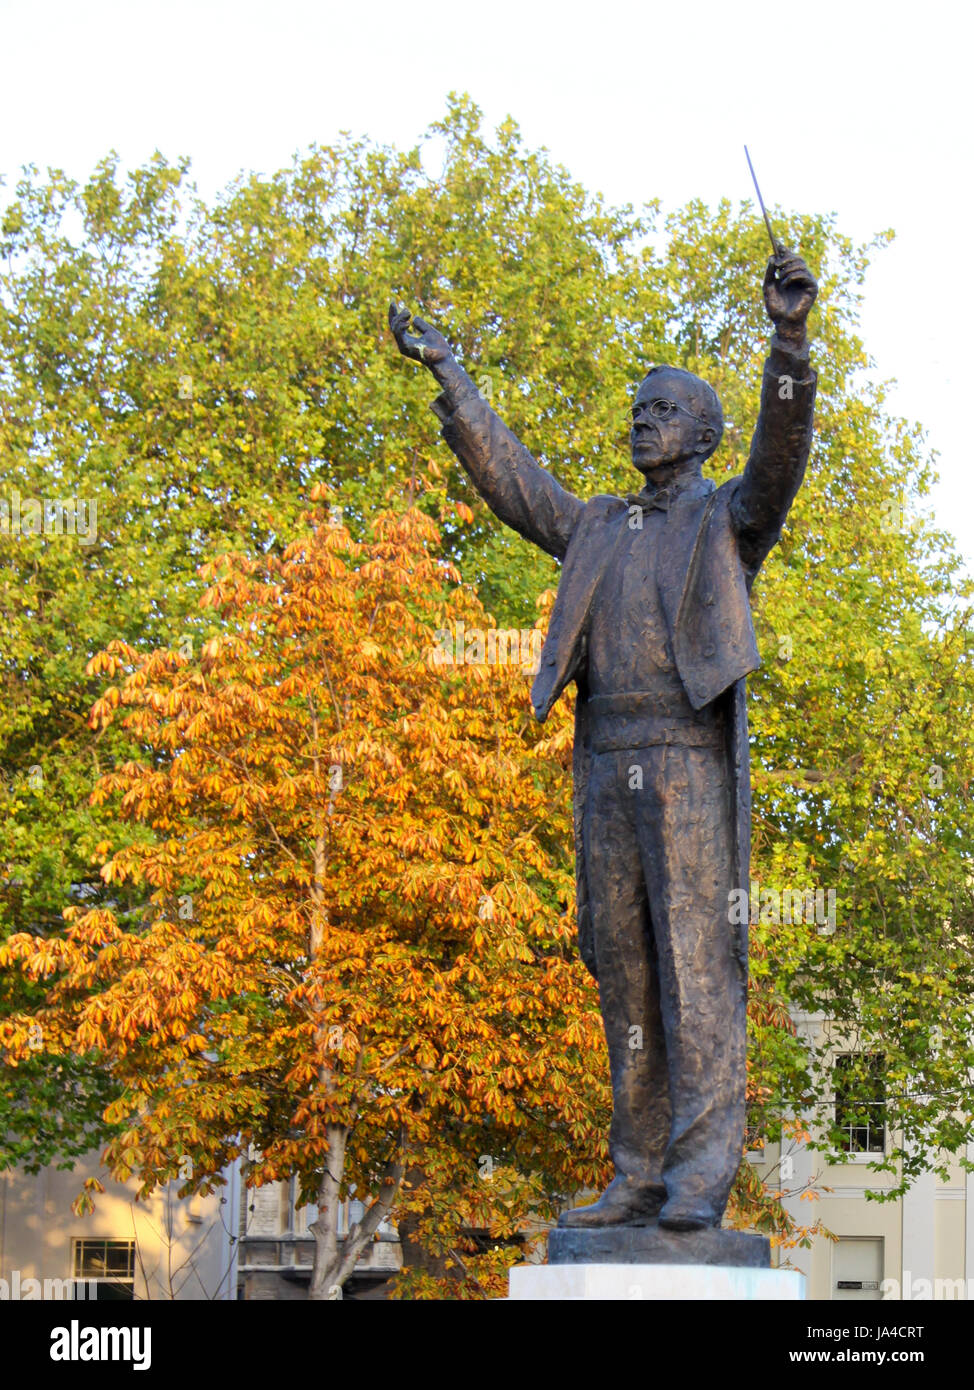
xmin=703 ymin=644 xmax=715 ymax=657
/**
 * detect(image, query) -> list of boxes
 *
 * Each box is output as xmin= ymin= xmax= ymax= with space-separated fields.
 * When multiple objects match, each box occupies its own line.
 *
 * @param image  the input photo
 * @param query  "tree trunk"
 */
xmin=308 ymin=1123 xmax=408 ymax=1300
xmin=306 ymin=732 xmax=408 ymax=1299
xmin=308 ymin=1123 xmax=347 ymax=1299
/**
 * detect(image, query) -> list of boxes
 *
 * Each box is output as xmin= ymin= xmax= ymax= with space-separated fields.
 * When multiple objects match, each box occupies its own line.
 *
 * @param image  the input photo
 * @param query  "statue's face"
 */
xmin=630 ymin=371 xmax=716 ymax=480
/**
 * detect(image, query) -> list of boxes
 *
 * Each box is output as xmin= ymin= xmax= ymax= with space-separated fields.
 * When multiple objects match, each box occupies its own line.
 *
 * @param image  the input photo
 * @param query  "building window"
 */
xmin=834 ymin=1053 xmax=886 ymax=1154
xmin=287 ymin=1176 xmax=318 ymax=1236
xmin=72 ymin=1238 xmax=136 ymax=1300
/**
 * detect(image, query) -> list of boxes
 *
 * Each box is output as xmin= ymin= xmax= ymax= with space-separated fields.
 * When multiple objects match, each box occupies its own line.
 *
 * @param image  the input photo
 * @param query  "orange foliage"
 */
xmin=1 ymin=494 xmax=611 ymax=1295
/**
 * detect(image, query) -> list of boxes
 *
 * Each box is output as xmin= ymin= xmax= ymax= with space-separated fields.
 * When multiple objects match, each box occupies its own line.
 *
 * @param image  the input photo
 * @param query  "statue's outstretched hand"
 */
xmin=763 ymin=250 xmax=817 ymax=346
xmin=388 ymin=302 xmax=453 ymax=370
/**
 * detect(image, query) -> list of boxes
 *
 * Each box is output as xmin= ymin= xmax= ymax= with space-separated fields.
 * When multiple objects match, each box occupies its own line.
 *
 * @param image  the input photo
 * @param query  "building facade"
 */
xmin=0 ymin=1150 xmax=239 ymax=1300
xmin=758 ymin=1011 xmax=974 ymax=1300
xmin=237 ymin=1178 xmax=401 ymax=1300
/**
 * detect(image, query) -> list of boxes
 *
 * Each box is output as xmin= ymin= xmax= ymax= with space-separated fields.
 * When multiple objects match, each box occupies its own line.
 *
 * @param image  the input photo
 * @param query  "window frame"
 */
xmin=71 ymin=1237 xmax=137 ymax=1300
xmin=833 ymin=1052 xmax=887 ymax=1161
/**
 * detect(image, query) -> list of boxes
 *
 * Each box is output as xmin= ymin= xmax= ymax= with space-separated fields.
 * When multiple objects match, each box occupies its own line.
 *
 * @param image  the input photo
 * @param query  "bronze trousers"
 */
xmin=582 ymin=740 xmax=747 ymax=1222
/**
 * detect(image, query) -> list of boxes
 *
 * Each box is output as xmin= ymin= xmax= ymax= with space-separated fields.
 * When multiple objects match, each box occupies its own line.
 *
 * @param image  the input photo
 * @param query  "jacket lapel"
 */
xmin=655 ymin=484 xmax=716 ymax=641
xmin=673 ymin=482 xmax=762 ymax=709
xmin=531 ymin=495 xmax=626 ymax=721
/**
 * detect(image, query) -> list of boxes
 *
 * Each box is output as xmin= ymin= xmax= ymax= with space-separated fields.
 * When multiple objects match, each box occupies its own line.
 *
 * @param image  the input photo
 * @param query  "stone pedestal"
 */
xmin=509 ymin=1262 xmax=805 ymax=1300
xmin=548 ymin=1224 xmax=770 ymax=1267
xmin=508 ymin=1224 xmax=804 ymax=1300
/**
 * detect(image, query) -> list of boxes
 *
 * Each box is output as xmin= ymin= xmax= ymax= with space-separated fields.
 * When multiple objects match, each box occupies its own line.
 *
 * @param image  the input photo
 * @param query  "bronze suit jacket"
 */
xmin=431 ymin=338 xmax=816 ymax=980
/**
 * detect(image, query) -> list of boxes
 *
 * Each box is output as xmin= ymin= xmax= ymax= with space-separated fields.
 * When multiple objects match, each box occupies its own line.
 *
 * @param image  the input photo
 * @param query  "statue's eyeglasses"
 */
xmin=631 ymin=398 xmax=710 ymax=427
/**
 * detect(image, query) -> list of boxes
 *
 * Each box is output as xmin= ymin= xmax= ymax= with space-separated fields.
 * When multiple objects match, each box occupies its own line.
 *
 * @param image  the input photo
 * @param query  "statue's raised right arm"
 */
xmin=388 ymin=303 xmax=583 ymax=561
xmin=729 ymin=250 xmax=818 ymax=578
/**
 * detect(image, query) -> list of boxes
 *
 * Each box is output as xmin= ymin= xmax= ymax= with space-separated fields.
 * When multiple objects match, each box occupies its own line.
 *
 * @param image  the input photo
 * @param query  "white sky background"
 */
xmin=1 ymin=0 xmax=971 ymax=574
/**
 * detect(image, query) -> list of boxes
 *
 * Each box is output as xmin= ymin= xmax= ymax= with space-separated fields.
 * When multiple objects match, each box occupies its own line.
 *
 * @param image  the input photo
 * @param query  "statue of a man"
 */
xmin=389 ymin=248 xmax=817 ymax=1233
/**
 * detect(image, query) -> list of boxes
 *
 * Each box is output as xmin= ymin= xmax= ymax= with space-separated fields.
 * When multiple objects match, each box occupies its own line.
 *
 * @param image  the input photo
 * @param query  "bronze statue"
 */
xmin=389 ymin=247 xmax=817 ymax=1238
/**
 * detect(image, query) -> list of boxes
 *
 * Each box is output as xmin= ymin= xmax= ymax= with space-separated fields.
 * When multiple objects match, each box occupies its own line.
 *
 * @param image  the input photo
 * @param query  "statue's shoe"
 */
xmin=557 ymin=1176 xmax=664 ymax=1229
xmin=658 ymin=1200 xmax=720 ymax=1232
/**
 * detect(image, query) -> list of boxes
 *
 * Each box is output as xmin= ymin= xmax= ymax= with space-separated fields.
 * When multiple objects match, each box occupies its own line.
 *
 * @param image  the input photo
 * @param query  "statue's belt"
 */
xmin=585 ymin=690 xmax=725 ymax=754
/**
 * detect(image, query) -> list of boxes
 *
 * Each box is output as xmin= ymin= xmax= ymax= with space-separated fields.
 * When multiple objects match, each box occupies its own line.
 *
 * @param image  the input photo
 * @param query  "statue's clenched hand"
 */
xmin=763 ymin=250 xmax=817 ymax=348
xmin=388 ymin=302 xmax=454 ymax=370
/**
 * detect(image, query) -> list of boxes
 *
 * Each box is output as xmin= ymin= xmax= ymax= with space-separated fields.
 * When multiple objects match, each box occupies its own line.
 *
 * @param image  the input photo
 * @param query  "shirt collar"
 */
xmin=625 ymin=471 xmax=714 ymax=514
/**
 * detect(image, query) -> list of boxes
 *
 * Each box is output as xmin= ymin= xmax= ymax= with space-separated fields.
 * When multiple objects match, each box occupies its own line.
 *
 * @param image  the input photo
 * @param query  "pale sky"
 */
xmin=2 ymin=0 xmax=971 ymax=573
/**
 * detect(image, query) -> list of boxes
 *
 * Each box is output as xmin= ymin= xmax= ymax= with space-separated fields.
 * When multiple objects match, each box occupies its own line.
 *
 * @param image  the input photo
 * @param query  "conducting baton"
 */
xmin=744 ymin=146 xmax=783 ymax=260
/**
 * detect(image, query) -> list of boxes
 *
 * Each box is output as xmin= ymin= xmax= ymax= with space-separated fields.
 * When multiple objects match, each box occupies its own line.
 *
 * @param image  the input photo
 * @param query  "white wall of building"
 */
xmin=0 ymin=1151 xmax=239 ymax=1300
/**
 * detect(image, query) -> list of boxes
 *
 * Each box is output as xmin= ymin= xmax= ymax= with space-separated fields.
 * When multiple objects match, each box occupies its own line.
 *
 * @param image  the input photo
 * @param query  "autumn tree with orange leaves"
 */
xmin=1 ymin=494 xmax=614 ymax=1298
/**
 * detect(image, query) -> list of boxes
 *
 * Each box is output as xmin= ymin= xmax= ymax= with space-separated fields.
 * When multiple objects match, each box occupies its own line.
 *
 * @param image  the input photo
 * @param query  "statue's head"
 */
xmin=629 ymin=366 xmax=723 ymax=483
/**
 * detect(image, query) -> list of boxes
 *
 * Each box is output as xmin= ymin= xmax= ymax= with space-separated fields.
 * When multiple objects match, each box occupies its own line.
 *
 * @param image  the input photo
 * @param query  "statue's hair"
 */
xmin=639 ymin=365 xmax=723 ymax=460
